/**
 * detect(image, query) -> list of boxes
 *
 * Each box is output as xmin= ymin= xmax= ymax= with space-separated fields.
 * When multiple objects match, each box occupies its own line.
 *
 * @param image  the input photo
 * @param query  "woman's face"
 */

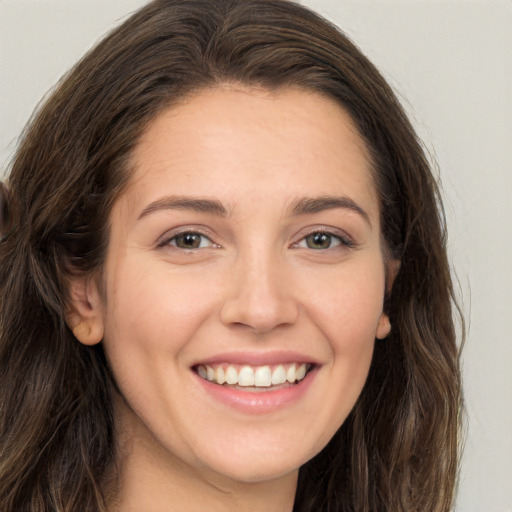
xmin=77 ymin=86 xmax=391 ymax=485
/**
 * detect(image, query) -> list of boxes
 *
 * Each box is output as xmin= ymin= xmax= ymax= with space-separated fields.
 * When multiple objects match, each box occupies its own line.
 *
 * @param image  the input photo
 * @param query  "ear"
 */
xmin=67 ymin=275 xmax=105 ymax=346
xmin=375 ymin=313 xmax=391 ymax=339
xmin=375 ymin=258 xmax=400 ymax=340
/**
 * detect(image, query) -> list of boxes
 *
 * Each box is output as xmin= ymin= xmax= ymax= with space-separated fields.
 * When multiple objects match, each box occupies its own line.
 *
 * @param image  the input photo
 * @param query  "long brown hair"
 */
xmin=0 ymin=1 xmax=462 ymax=510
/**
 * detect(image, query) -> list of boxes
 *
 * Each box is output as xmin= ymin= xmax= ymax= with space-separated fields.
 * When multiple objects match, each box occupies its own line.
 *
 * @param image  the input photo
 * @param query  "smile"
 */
xmin=195 ymin=362 xmax=311 ymax=388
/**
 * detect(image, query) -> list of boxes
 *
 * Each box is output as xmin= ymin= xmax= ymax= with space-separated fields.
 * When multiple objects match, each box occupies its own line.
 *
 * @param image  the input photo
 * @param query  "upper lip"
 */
xmin=191 ymin=351 xmax=319 ymax=367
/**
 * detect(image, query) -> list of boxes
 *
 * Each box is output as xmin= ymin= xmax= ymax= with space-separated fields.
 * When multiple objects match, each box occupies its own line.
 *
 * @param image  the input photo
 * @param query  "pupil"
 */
xmin=309 ymin=233 xmax=330 ymax=249
xmin=179 ymin=233 xmax=200 ymax=248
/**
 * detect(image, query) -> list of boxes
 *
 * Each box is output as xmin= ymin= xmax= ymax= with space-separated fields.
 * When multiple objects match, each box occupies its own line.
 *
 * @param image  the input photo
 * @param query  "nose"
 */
xmin=219 ymin=250 xmax=299 ymax=334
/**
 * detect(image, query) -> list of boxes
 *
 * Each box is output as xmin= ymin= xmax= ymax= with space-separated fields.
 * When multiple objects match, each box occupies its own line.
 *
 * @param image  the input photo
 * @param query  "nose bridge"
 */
xmin=220 ymin=240 xmax=298 ymax=332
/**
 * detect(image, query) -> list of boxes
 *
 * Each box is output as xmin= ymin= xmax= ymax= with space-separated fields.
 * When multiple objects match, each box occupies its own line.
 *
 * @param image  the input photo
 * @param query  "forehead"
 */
xmin=122 ymin=85 xmax=378 ymax=221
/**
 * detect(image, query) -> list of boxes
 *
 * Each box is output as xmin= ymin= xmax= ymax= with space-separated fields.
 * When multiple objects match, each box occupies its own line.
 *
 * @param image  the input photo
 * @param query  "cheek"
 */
xmin=101 ymin=257 xmax=225 ymax=365
xmin=305 ymin=260 xmax=386 ymax=348
xmin=99 ymin=259 xmax=218 ymax=406
xmin=288 ymin=262 xmax=385 ymax=453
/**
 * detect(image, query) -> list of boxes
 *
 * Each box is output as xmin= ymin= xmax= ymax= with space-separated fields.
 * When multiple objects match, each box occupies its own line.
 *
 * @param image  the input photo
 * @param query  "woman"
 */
xmin=0 ymin=0 xmax=462 ymax=510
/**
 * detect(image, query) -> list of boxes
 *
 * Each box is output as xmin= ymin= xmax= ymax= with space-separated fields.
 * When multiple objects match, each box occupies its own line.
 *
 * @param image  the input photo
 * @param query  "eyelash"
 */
xmin=158 ymin=228 xmax=355 ymax=252
xmin=157 ymin=229 xmax=218 ymax=251
xmin=292 ymin=229 xmax=355 ymax=251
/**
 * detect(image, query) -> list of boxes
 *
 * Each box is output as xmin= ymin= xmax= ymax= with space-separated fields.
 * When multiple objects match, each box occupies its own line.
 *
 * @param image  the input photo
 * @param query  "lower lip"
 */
xmin=194 ymin=368 xmax=317 ymax=414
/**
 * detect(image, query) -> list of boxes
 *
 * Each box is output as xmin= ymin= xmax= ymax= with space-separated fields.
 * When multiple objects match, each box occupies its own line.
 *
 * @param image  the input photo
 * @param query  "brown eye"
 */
xmin=171 ymin=232 xmax=210 ymax=249
xmin=304 ymin=232 xmax=340 ymax=250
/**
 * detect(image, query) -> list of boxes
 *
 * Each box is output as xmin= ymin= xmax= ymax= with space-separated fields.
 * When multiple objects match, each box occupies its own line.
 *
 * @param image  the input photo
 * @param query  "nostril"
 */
xmin=219 ymin=296 xmax=299 ymax=334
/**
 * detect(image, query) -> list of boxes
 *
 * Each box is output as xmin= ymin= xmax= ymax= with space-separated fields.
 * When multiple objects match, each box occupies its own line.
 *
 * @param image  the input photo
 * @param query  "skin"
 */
xmin=70 ymin=85 xmax=393 ymax=511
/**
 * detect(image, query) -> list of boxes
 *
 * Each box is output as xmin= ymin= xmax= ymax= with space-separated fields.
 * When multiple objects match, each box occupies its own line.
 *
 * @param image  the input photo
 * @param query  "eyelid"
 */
xmin=155 ymin=225 xmax=356 ymax=251
xmin=156 ymin=226 xmax=220 ymax=249
xmin=291 ymin=226 xmax=356 ymax=249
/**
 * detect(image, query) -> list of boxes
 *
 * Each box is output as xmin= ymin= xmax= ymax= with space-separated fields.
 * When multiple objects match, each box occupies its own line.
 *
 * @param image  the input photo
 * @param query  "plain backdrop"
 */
xmin=1 ymin=1 xmax=511 ymax=511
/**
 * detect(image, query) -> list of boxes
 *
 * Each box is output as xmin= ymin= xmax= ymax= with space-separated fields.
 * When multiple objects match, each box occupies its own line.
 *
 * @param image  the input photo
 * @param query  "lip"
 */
xmin=192 ymin=350 xmax=318 ymax=367
xmin=193 ymin=363 xmax=319 ymax=414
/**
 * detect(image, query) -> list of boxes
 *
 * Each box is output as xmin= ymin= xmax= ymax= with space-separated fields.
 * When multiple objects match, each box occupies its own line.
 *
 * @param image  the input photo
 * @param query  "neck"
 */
xmin=106 ymin=397 xmax=298 ymax=512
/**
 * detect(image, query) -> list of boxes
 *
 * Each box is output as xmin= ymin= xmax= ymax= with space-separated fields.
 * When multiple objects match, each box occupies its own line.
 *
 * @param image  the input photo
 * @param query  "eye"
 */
xmin=295 ymin=231 xmax=353 ymax=250
xmin=164 ymin=231 xmax=217 ymax=250
xmin=303 ymin=232 xmax=340 ymax=250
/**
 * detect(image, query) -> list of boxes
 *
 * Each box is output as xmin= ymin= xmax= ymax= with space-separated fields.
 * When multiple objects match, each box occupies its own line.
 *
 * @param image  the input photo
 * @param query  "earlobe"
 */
xmin=71 ymin=318 xmax=104 ymax=345
xmin=67 ymin=275 xmax=105 ymax=346
xmin=376 ymin=313 xmax=391 ymax=340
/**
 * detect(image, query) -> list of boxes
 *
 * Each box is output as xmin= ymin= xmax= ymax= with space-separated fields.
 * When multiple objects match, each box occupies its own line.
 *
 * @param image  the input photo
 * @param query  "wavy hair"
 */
xmin=0 ymin=0 xmax=462 ymax=510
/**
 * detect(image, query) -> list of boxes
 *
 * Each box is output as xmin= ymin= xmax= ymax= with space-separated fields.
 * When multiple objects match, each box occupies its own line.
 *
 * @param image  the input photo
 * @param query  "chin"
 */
xmin=186 ymin=429 xmax=327 ymax=485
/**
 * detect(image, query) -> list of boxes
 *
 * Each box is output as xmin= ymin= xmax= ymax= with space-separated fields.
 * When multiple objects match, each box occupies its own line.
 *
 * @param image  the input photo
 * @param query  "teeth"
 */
xmin=296 ymin=363 xmax=306 ymax=381
xmin=286 ymin=363 xmax=296 ymax=383
xmin=225 ymin=366 xmax=238 ymax=385
xmin=216 ymin=366 xmax=226 ymax=385
xmin=271 ymin=365 xmax=287 ymax=385
xmin=254 ymin=366 xmax=272 ymax=387
xmin=197 ymin=362 xmax=309 ymax=388
xmin=197 ymin=365 xmax=207 ymax=379
xmin=238 ymin=366 xmax=255 ymax=386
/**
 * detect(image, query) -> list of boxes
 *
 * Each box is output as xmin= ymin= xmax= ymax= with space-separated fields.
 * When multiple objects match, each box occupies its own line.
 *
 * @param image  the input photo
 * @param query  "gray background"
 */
xmin=1 ymin=1 xmax=511 ymax=510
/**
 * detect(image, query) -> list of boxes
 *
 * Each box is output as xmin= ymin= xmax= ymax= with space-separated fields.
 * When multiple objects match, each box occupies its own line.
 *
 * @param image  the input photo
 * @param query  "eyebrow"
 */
xmin=138 ymin=195 xmax=228 ymax=219
xmin=289 ymin=195 xmax=371 ymax=226
xmin=138 ymin=193 xmax=371 ymax=226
